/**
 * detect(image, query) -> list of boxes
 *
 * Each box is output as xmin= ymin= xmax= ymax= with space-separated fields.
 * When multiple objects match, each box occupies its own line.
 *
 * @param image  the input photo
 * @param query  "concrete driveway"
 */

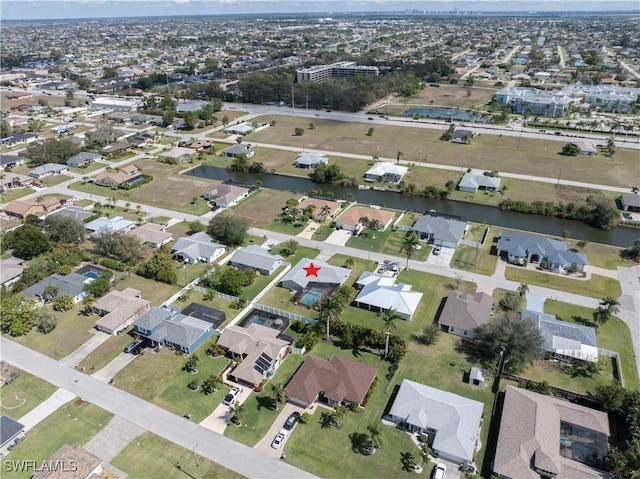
xmin=253 ymin=403 xmax=307 ymax=458
xmin=425 ymin=246 xmax=455 ymax=267
xmin=325 ymin=229 xmax=352 ymax=246
xmin=200 ymin=382 xmax=253 ymax=434
xmin=91 ymin=352 xmax=139 ymax=383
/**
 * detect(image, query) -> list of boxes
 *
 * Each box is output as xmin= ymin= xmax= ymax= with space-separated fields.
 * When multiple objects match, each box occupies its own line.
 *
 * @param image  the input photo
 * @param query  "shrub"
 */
xmin=499 ymin=292 xmax=520 ymax=311
xmin=101 ymin=257 xmax=127 ymax=271
xmin=35 ymin=308 xmax=57 ymax=334
xmin=300 ymin=412 xmax=312 ymax=424
xmin=53 ymin=294 xmax=74 ymax=312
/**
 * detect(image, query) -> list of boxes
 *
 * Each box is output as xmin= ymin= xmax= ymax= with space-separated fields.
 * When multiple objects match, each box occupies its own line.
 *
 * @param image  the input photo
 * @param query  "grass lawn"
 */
xmin=545 ymin=300 xmax=639 ymax=389
xmin=266 ymin=218 xmax=307 ymax=236
xmin=345 ymin=224 xmax=431 ymax=263
xmin=69 ymin=162 xmax=107 ymax=175
xmin=273 ymin=245 xmax=321 ymax=267
xmin=451 ymin=224 xmax=498 ymax=276
xmin=11 ymin=303 xmax=96 ymax=360
xmin=229 ymin=188 xmax=302 ymax=228
xmin=77 ymin=328 xmax=137 ymax=373
xmin=113 ymin=349 xmax=230 ymax=423
xmin=565 ymin=240 xmax=629 ymax=270
xmin=0 ymin=372 xmax=57 ymax=419
xmin=258 ymin=286 xmax=320 ymax=320
xmin=224 ymin=353 xmax=306 ymax=446
xmin=1 ymin=402 xmax=113 ymax=479
xmin=311 ymin=223 xmax=334 ymax=241
xmin=504 ymin=267 xmax=621 ymax=299
xmin=0 ymin=188 xmax=35 ymax=202
xmin=518 ymin=358 xmax=617 ymax=396
xmin=450 ymin=245 xmax=483 ymax=273
xmin=242 ymin=265 xmax=286 ymax=300
xmin=114 ymin=274 xmax=182 ymax=306
xmin=111 ymin=432 xmax=245 ymax=479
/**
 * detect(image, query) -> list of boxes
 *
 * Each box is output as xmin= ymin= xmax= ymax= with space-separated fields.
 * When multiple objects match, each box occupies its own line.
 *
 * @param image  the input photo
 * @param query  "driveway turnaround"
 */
xmin=1 ymin=338 xmax=318 ymax=479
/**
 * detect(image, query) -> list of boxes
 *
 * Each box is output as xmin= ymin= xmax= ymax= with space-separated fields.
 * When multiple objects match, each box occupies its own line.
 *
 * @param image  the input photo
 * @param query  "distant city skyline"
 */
xmin=2 ymin=0 xmax=638 ymax=21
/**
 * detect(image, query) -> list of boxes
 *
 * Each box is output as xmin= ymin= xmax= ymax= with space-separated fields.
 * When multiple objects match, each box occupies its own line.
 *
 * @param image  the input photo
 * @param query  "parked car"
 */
xmin=433 ymin=246 xmax=441 ymax=256
xmin=223 ymin=386 xmax=243 ymax=406
xmin=271 ymin=429 xmax=288 ymax=449
xmin=623 ymin=212 xmax=633 ymax=219
xmin=283 ymin=411 xmax=301 ymax=430
xmin=123 ymin=340 xmax=143 ymax=355
xmin=432 ymin=463 xmax=446 ymax=479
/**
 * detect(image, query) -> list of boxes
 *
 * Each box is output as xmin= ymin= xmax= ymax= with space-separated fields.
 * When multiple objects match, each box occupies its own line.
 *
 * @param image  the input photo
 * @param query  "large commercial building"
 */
xmin=297 ymin=61 xmax=379 ymax=83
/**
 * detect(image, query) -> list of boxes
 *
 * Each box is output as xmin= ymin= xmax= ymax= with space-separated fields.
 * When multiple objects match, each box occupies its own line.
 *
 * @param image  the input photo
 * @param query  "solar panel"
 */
xmin=261 ymin=352 xmax=272 ymax=362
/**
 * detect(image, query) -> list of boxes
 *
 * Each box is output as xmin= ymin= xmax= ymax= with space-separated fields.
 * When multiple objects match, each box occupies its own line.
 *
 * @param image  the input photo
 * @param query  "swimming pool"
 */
xmin=300 ymin=288 xmax=323 ymax=306
xmin=239 ymin=309 xmax=289 ymax=332
xmin=84 ymin=271 xmax=99 ymax=279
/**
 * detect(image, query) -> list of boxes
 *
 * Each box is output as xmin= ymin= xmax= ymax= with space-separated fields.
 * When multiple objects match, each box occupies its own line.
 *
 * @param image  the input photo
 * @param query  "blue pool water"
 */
xmin=300 ymin=289 xmax=323 ymax=306
xmin=84 ymin=271 xmax=99 ymax=279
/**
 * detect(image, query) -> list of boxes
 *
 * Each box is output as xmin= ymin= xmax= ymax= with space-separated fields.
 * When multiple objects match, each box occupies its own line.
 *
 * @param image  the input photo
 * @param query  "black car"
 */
xmin=124 ymin=340 xmax=143 ymax=354
xmin=283 ymin=411 xmax=301 ymax=430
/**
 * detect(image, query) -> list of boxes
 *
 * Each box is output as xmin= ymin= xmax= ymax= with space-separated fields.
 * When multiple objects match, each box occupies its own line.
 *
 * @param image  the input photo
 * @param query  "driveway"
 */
xmin=425 ymin=246 xmax=455 ymax=267
xmin=199 ymin=381 xmax=253 ymax=434
xmin=91 ymin=352 xmax=139 ymax=383
xmin=19 ymin=388 xmax=76 ymax=430
xmin=253 ymin=403 xmax=308 ymax=458
xmin=59 ymin=331 xmax=111 ymax=368
xmin=324 ymin=229 xmax=352 ymax=246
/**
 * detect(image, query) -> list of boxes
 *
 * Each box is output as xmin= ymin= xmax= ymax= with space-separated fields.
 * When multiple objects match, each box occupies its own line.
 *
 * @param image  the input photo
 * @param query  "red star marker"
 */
xmin=303 ymin=262 xmax=321 ymax=277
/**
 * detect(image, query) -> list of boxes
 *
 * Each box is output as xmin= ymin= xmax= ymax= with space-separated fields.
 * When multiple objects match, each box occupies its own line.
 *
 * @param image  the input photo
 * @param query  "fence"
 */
xmin=598 ymin=348 xmax=624 ymax=387
xmin=459 ymin=239 xmax=482 ymax=249
xmin=191 ymin=285 xmax=240 ymax=303
xmin=252 ymin=303 xmax=316 ymax=325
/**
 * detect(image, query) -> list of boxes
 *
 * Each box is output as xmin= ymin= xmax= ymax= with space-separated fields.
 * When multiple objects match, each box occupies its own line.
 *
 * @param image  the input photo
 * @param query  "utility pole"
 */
xmin=291 ymin=84 xmax=295 ymax=118
xmin=193 ymin=444 xmax=202 ymax=479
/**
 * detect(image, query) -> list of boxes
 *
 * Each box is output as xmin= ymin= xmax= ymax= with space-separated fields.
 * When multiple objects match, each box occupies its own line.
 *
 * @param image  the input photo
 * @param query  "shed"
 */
xmin=468 ymin=367 xmax=485 ymax=387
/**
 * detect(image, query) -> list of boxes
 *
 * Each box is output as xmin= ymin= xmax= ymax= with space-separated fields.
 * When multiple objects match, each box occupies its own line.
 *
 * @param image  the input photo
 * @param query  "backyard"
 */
xmin=229 ymin=188 xmax=303 ymax=229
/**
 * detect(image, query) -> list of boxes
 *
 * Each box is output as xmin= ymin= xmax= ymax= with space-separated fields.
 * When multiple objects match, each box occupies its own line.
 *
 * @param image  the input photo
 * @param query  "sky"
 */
xmin=1 ymin=0 xmax=638 ymax=20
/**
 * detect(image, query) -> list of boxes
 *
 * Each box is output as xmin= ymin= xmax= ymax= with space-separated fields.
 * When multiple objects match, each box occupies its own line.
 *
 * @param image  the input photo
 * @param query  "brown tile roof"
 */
xmin=286 ymin=354 xmax=377 ymax=406
xmin=439 ymin=291 xmax=493 ymax=331
xmin=93 ymin=288 xmax=150 ymax=333
xmin=32 ymin=445 xmax=101 ymax=479
xmin=336 ymin=205 xmax=394 ymax=228
xmin=297 ymin=197 xmax=341 ymax=219
xmin=3 ymin=197 xmax=60 ymax=217
xmin=493 ymin=386 xmax=611 ymax=479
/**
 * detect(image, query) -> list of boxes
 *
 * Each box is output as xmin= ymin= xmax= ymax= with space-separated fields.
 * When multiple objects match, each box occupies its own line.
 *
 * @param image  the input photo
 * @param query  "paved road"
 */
xmin=0 ymin=338 xmax=317 ymax=479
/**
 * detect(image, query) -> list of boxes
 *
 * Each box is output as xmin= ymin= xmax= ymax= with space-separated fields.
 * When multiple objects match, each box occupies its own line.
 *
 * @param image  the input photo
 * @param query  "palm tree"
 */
xmin=600 ymin=296 xmax=620 ymax=317
xmin=366 ymin=422 xmax=386 ymax=454
xmin=202 ymin=374 xmax=223 ymax=394
xmin=517 ymin=283 xmax=529 ymax=297
xmin=381 ymin=308 xmax=400 ymax=359
xmin=231 ymin=402 xmax=246 ymax=425
xmin=332 ymin=404 xmax=348 ymax=428
xmin=271 ymin=382 xmax=287 ymax=411
xmin=400 ymin=232 xmax=419 ymax=270
xmin=319 ymin=296 xmax=344 ymax=341
xmin=320 ymin=204 xmax=332 ymax=220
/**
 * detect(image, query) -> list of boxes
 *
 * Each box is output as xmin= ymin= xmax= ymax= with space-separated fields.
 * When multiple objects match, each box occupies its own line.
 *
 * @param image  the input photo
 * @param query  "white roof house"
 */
xmin=458 ymin=173 xmax=501 ymax=193
xmin=172 ymin=232 xmax=226 ymax=264
xmin=280 ymin=259 xmax=350 ymax=291
xmin=85 ymin=216 xmax=135 ymax=235
xmin=364 ymin=162 xmax=408 ymax=182
xmin=353 ymin=272 xmax=423 ymax=320
xmin=294 ymin=152 xmax=328 ymax=168
xmin=228 ymin=245 xmax=282 ymax=276
xmin=386 ymin=379 xmax=484 ymax=465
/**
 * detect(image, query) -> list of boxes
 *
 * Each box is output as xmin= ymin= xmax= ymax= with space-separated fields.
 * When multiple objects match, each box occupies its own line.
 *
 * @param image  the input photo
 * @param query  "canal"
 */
xmin=185 ymin=165 xmax=639 ymax=248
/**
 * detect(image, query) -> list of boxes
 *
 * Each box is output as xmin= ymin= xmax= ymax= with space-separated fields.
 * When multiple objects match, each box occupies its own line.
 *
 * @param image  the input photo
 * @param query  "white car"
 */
xmin=223 ymin=386 xmax=243 ymax=406
xmin=271 ymin=429 xmax=288 ymax=449
xmin=432 ymin=463 xmax=446 ymax=479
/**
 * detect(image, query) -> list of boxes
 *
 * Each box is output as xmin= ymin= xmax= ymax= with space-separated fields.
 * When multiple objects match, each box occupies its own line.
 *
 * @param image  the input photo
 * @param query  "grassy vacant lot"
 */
xmin=112 ymin=432 xmax=245 ymax=479
xmin=248 ymin=115 xmax=637 ymax=187
xmin=113 ymin=274 xmax=182 ymax=306
xmin=504 ymin=267 xmax=621 ymax=299
xmin=78 ymin=329 xmax=137 ymax=373
xmin=113 ymin=349 xmax=230 ymax=423
xmin=1 ymin=402 xmax=113 ymax=479
xmin=383 ymin=84 xmax=498 ymax=111
xmin=0 ymin=187 xmax=34 ymax=202
xmin=224 ymin=353 xmax=306 ymax=446
xmin=229 ymin=188 xmax=302 ymax=228
xmin=564 ymin=239 xmax=629 ymax=270
xmin=345 ymin=224 xmax=432 ymax=263
xmin=69 ymin=158 xmax=217 ymax=215
xmin=0 ymin=372 xmax=57 ymax=419
xmin=452 ymin=225 xmax=497 ymax=275
xmin=545 ymin=300 xmax=639 ymax=389
xmin=11 ymin=303 xmax=96 ymax=360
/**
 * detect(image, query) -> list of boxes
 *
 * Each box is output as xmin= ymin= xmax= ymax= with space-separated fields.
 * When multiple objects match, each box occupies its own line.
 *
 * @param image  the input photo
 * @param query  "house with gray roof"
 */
xmin=85 ymin=216 xmax=136 ymax=236
xmin=65 ymin=152 xmax=103 ymax=167
xmin=497 ymin=231 xmax=587 ymax=272
xmin=1 ymin=415 xmax=25 ymax=457
xmin=46 ymin=205 xmax=93 ymax=223
xmin=522 ymin=310 xmax=598 ymax=362
xmin=280 ymin=259 xmax=350 ymax=292
xmin=621 ymin=192 xmax=640 ymax=212
xmin=172 ymin=232 xmax=226 ymax=264
xmin=22 ymin=272 xmax=92 ymax=304
xmin=0 ymin=154 xmax=24 ymax=170
xmin=493 ymin=386 xmax=610 ymax=479
xmin=29 ymin=163 xmax=68 ymax=179
xmin=411 ymin=215 xmax=468 ymax=248
xmin=203 ymin=183 xmax=250 ymax=208
xmin=386 ymin=379 xmax=484 ymax=465
xmin=228 ymin=245 xmax=283 ymax=276
xmin=458 ymin=173 xmax=501 ymax=193
xmin=294 ymin=151 xmax=328 ymax=169
xmin=133 ymin=307 xmax=214 ymax=354
xmin=353 ymin=272 xmax=423 ymax=320
xmin=223 ymin=143 xmax=255 ymax=158
xmin=0 ymin=257 xmax=26 ymax=288
xmin=439 ymin=291 xmax=493 ymax=338
xmin=451 ymin=129 xmax=476 ymax=144
xmin=364 ymin=162 xmax=408 ymax=183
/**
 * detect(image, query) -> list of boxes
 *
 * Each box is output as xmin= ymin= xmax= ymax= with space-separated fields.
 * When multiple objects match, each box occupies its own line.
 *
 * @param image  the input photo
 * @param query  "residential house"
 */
xmin=94 ymin=165 xmax=145 ymax=188
xmin=0 ymin=173 xmax=32 ymax=193
xmin=32 ymin=445 xmax=103 ymax=479
xmin=172 ymin=232 xmax=226 ymax=264
xmin=364 ymin=162 xmax=408 ymax=183
xmin=385 ymin=379 xmax=484 ymax=465
xmin=126 ymin=222 xmax=173 ymax=248
xmin=451 ymin=129 xmax=476 ymax=144
xmin=334 ymin=205 xmax=395 ymax=233
xmin=93 ymin=288 xmax=150 ymax=335
xmin=438 ymin=291 xmax=493 ymax=338
xmin=65 ymin=152 xmax=103 ymax=168
xmin=522 ymin=309 xmax=598 ymax=362
xmin=458 ymin=173 xmax=501 ymax=193
xmin=223 ymin=122 xmax=256 ymax=135
xmin=294 ymin=151 xmax=328 ymax=169
xmin=297 ymin=197 xmax=341 ymax=221
xmin=575 ymin=140 xmax=598 ymax=156
xmin=0 ymin=133 xmax=39 ymax=147
xmin=411 ymin=215 xmax=468 ymax=248
xmin=217 ymin=324 xmax=291 ymax=388
xmin=85 ymin=216 xmax=135 ymax=236
xmin=353 ymin=272 xmax=423 ymax=320
xmin=0 ymin=415 xmax=25 ymax=457
xmin=493 ymin=386 xmax=610 ymax=479
xmin=133 ymin=307 xmax=215 ymax=354
xmin=621 ymin=192 xmax=640 ymax=212
xmin=46 ymin=205 xmax=93 ymax=223
xmin=188 ymin=139 xmax=214 ymax=151
xmin=0 ymin=154 xmax=24 ymax=170
xmin=203 ymin=184 xmax=250 ymax=208
xmin=29 ymin=163 xmax=68 ymax=178
xmin=496 ymin=231 xmax=587 ymax=272
xmin=223 ymin=144 xmax=255 ymax=158
xmin=160 ymin=147 xmax=196 ymax=163
xmin=286 ymin=355 xmax=377 ymax=409
xmin=22 ymin=272 xmax=93 ymax=304
xmin=101 ymin=142 xmax=132 ymax=156
xmin=0 ymin=257 xmax=26 ymax=288
xmin=3 ymin=197 xmax=61 ymax=218
xmin=280 ymin=259 xmax=350 ymax=292
xmin=228 ymin=245 xmax=283 ymax=276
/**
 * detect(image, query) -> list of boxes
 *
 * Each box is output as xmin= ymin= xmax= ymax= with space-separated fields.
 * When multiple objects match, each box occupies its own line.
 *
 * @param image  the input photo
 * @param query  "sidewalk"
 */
xmin=19 ymin=388 xmax=76 ymax=430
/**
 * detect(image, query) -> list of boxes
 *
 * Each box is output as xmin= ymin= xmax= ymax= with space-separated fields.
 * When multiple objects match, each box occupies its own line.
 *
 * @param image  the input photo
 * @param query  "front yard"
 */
xmin=0 ymin=372 xmax=57 ymax=419
xmin=504 ymin=267 xmax=621 ymax=299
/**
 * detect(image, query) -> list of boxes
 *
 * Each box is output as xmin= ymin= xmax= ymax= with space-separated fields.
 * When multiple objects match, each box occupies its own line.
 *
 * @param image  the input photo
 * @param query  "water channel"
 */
xmin=185 ymin=165 xmax=639 ymax=248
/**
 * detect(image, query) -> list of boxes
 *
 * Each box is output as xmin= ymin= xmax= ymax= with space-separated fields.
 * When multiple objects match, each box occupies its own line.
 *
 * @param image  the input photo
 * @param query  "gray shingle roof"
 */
xmin=229 ymin=245 xmax=282 ymax=273
xmin=411 ymin=215 xmax=467 ymax=245
xmin=439 ymin=291 xmax=493 ymax=331
xmin=497 ymin=232 xmax=587 ymax=267
xmin=458 ymin=173 xmax=501 ymax=190
xmin=1 ymin=415 xmax=25 ymax=446
xmin=22 ymin=273 xmax=89 ymax=300
xmin=280 ymin=259 xmax=350 ymax=290
xmin=172 ymin=232 xmax=225 ymax=261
